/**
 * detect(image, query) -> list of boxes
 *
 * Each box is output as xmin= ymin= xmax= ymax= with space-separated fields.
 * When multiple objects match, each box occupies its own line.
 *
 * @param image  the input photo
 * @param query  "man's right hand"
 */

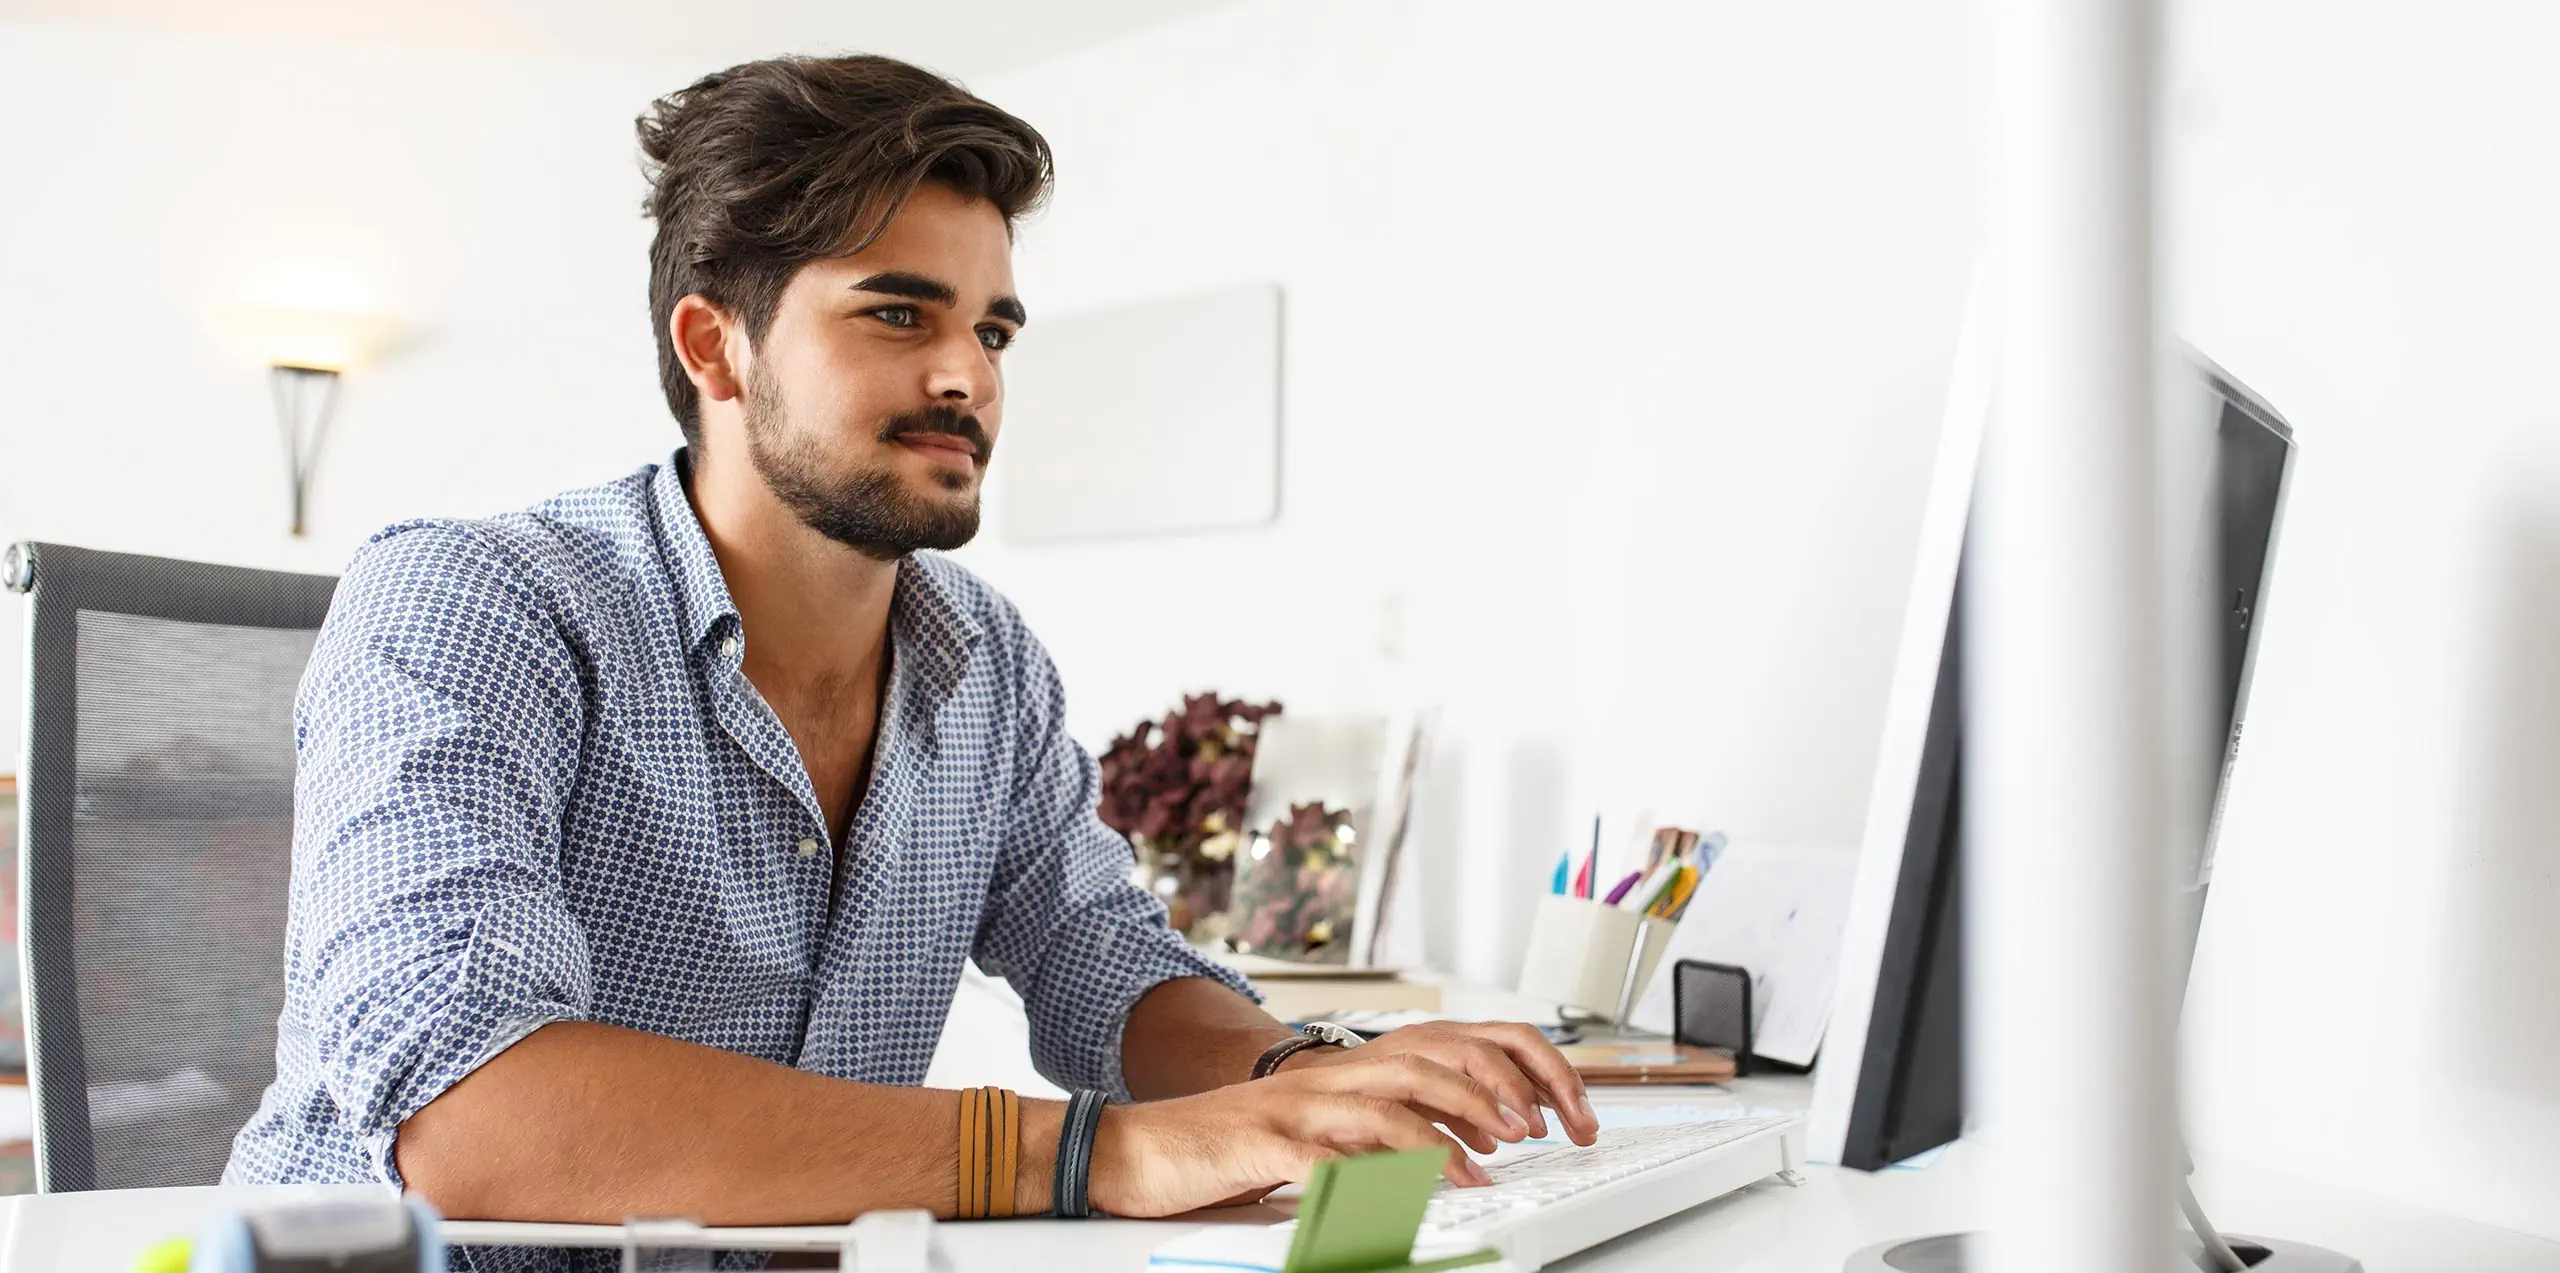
xmin=1088 ymin=1050 xmax=1535 ymax=1216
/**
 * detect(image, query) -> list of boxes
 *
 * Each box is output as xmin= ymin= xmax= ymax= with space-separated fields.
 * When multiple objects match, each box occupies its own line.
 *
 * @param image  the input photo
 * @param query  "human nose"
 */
xmin=923 ymin=329 xmax=999 ymax=409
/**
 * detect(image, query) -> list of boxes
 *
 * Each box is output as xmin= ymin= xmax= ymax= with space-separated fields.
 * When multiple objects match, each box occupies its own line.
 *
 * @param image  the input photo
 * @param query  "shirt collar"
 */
xmin=649 ymin=449 xmax=986 ymax=685
xmin=889 ymin=553 xmax=985 ymax=702
xmin=651 ymin=450 xmax=741 ymax=653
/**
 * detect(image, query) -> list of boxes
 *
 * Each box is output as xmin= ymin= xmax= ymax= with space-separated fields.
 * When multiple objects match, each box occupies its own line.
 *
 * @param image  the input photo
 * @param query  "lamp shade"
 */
xmin=216 ymin=305 xmax=404 ymax=373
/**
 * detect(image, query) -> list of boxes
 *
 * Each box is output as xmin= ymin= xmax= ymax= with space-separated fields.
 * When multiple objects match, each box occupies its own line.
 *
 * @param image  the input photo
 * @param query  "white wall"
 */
xmin=2166 ymin=0 xmax=2560 ymax=1242
xmin=0 ymin=20 xmax=698 ymax=764
xmin=964 ymin=0 xmax=2560 ymax=1243
xmin=958 ymin=0 xmax=1985 ymax=983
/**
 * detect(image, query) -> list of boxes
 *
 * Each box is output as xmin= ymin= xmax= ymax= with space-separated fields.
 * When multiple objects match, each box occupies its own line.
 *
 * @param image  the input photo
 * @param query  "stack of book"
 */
xmin=1208 ymin=949 xmax=1443 ymax=1023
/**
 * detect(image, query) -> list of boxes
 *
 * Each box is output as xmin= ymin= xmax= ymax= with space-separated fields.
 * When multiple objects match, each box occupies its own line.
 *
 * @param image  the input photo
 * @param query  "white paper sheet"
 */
xmin=1627 ymin=843 xmax=1860 ymax=1067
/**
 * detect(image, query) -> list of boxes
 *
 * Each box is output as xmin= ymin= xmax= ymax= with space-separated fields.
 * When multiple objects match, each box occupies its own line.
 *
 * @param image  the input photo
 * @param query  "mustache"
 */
xmin=878 ymin=405 xmax=992 ymax=460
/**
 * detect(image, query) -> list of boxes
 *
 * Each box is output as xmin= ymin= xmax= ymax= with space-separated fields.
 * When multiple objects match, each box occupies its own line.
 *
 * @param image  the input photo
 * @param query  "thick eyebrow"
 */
xmin=850 ymin=271 xmax=956 ymax=307
xmin=851 ymin=271 xmax=1028 ymax=327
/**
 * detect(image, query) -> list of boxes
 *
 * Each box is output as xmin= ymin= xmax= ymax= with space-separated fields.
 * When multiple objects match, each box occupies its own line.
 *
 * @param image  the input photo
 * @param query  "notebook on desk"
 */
xmin=1556 ymin=1041 xmax=1735 ymax=1085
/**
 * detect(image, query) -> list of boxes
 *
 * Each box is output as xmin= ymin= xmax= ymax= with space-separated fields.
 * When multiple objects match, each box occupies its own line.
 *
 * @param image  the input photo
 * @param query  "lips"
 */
xmin=895 ymin=433 xmax=980 ymax=470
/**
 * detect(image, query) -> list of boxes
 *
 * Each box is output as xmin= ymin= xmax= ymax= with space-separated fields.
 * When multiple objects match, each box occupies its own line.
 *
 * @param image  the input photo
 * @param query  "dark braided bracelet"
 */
xmin=1051 ymin=1089 xmax=1108 ymax=1218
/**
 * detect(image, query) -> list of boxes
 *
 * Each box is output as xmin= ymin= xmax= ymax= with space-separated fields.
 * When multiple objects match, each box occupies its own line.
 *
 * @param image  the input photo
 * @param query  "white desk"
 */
xmin=8 ymin=1077 xmax=2550 ymax=1273
xmin=9 ymin=974 xmax=2553 ymax=1272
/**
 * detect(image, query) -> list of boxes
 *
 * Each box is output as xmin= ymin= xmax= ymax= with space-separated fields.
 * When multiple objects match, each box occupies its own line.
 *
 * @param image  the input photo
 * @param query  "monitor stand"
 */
xmin=1843 ymin=1232 xmax=2363 ymax=1272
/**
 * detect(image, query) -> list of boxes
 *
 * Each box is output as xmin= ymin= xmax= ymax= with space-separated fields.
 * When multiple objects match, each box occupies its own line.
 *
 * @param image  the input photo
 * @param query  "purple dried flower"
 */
xmin=1096 ymin=692 xmax=1283 ymax=863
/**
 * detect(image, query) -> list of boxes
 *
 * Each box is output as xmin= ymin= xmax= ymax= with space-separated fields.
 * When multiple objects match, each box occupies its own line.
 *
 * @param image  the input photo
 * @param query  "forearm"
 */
xmin=1118 ymin=976 xmax=1300 ymax=1100
xmin=395 ymin=1021 xmax=1060 ymax=1223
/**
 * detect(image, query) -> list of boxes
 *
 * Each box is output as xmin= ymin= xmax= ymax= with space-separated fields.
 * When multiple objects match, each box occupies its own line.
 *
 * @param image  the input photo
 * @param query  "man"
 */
xmin=226 ymin=53 xmax=1596 ymax=1240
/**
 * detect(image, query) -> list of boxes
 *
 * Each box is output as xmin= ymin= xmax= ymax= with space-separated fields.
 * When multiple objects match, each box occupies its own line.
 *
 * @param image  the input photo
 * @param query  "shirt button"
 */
xmin=721 ymin=636 xmax=741 ymax=658
xmin=796 ymin=837 xmax=821 ymax=857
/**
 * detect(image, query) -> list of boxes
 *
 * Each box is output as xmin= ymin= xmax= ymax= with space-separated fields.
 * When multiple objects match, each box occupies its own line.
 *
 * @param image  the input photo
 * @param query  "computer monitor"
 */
xmin=1805 ymin=341 xmax=2296 ymax=1171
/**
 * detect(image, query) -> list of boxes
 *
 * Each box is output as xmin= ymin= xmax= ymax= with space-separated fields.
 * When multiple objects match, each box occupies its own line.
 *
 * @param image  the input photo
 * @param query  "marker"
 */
xmin=1618 ymin=859 xmax=1665 ymax=910
xmin=1647 ymin=865 xmax=1703 ymax=918
xmin=1639 ymin=867 xmax=1684 ymax=917
xmin=1662 ymin=867 xmax=1704 ymax=921
xmin=1551 ymin=853 xmax=1571 ymax=896
xmin=1600 ymin=870 xmax=1645 ymax=906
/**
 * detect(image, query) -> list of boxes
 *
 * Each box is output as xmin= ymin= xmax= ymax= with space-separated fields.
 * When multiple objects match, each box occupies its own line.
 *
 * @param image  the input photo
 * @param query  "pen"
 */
xmin=1581 ymin=815 xmax=1601 ymax=899
xmin=1600 ymin=870 xmax=1645 ymax=906
xmin=1551 ymin=853 xmax=1571 ymax=896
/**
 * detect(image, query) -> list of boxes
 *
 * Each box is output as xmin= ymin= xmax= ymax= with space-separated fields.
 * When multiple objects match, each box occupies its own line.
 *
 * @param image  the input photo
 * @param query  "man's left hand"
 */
xmin=1279 ymin=1020 xmax=1600 ymax=1152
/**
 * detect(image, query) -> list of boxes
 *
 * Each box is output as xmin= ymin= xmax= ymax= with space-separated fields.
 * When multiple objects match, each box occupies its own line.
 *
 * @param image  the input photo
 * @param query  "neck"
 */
xmin=684 ymin=445 xmax=897 ymax=684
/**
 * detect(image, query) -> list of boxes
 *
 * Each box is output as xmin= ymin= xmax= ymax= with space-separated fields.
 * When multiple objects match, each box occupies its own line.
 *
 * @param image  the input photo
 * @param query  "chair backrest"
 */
xmin=4 ymin=541 xmax=337 ymax=1191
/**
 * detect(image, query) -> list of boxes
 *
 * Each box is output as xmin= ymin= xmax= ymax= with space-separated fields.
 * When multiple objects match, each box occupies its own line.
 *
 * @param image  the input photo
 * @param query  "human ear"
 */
xmin=669 ymin=294 xmax=746 ymax=404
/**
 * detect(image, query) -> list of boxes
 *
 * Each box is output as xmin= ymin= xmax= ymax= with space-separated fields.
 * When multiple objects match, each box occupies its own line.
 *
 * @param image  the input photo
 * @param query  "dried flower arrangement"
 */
xmin=1097 ymin=693 xmax=1283 ymax=935
xmin=1228 ymin=801 xmax=1362 ymax=962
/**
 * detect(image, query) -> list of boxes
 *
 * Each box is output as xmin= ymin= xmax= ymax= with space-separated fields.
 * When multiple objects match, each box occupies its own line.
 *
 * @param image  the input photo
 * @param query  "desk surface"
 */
xmin=6 ymin=1078 xmax=2549 ymax=1273
xmin=7 ymin=975 xmax=2554 ymax=1272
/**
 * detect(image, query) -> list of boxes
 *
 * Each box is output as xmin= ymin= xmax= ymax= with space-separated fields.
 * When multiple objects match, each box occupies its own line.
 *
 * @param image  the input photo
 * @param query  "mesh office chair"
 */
xmin=4 ymin=540 xmax=337 ymax=1191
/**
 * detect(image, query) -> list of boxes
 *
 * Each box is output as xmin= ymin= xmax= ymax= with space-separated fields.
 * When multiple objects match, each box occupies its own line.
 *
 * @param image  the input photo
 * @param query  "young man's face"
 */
xmin=736 ymin=181 xmax=1024 ymax=558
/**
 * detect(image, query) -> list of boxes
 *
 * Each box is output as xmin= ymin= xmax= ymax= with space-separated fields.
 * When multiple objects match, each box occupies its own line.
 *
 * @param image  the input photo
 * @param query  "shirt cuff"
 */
xmin=357 ymin=1009 xmax=573 ymax=1189
xmin=1027 ymin=909 xmax=1261 ymax=1101
xmin=326 ymin=893 xmax=594 ymax=1187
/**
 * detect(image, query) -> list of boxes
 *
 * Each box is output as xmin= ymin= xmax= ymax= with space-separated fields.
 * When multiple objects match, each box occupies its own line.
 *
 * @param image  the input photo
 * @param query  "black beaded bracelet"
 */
xmin=1051 ymin=1088 xmax=1108 ymax=1218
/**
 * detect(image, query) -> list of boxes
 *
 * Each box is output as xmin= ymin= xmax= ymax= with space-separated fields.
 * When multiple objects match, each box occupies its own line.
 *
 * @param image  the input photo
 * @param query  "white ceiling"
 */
xmin=0 ymin=0 xmax=1243 ymax=80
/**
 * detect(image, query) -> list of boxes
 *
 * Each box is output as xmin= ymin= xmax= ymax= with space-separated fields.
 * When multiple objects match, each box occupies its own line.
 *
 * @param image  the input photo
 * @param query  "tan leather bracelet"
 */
xmin=990 ymin=1087 xmax=1018 ymax=1218
xmin=956 ymin=1086 xmax=1020 ymax=1220
xmin=957 ymin=1088 xmax=981 ymax=1219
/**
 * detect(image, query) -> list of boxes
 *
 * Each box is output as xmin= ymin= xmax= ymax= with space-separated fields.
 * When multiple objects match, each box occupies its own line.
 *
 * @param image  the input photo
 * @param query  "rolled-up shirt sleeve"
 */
xmin=970 ymin=613 xmax=1257 ymax=1100
xmin=287 ymin=523 xmax=593 ymax=1185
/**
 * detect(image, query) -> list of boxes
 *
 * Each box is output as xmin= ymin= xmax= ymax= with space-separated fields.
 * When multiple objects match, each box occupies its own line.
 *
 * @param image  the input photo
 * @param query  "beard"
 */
xmin=740 ymin=363 xmax=992 ymax=562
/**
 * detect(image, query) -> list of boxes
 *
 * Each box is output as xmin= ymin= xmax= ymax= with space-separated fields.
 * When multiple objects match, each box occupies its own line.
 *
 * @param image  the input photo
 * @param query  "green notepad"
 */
xmin=1281 ymin=1146 xmax=1502 ymax=1273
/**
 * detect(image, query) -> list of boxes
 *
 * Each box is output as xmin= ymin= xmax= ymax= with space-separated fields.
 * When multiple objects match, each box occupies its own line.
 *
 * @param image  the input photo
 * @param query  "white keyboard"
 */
xmin=1422 ymin=1116 xmax=1805 ymax=1270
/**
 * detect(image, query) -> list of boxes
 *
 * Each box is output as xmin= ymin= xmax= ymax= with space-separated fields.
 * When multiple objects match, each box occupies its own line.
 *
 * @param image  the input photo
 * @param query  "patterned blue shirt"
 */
xmin=226 ymin=453 xmax=1251 ymax=1196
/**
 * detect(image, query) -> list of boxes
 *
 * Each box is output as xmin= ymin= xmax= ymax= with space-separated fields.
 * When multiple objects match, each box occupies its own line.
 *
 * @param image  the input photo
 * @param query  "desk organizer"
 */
xmin=1514 ymin=895 xmax=1678 ymax=1024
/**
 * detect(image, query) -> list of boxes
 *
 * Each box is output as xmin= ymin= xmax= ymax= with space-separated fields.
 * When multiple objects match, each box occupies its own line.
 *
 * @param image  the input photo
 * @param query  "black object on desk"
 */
xmin=1669 ymin=959 xmax=1756 ymax=1077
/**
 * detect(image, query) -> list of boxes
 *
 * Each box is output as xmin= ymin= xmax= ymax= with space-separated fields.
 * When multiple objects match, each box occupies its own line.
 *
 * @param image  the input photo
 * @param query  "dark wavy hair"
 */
xmin=636 ymin=54 xmax=1053 ymax=444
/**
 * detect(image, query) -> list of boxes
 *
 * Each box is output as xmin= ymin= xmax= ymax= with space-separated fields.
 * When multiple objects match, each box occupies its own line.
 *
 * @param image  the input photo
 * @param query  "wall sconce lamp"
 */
xmin=221 ymin=306 xmax=403 ymax=536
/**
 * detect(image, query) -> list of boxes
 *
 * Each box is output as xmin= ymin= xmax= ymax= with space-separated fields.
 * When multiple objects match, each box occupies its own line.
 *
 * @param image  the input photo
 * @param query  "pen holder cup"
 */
xmin=1515 ymin=895 xmax=1680 ymax=1022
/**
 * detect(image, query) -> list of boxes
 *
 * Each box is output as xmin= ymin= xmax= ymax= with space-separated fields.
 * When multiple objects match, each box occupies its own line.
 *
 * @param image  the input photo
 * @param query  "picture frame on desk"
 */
xmin=1226 ymin=710 xmax=1430 ymax=969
